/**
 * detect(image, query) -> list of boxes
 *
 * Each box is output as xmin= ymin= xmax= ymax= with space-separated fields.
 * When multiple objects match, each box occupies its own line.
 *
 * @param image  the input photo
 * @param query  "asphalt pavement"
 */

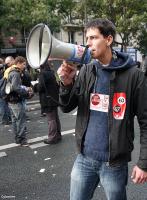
xmin=0 ymin=95 xmax=147 ymax=200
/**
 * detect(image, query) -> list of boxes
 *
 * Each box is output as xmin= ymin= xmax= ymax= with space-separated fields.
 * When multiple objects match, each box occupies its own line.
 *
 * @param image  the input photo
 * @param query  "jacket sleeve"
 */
xmin=59 ymin=66 xmax=85 ymax=113
xmin=34 ymin=71 xmax=55 ymax=93
xmin=34 ymin=77 xmax=45 ymax=93
xmin=135 ymin=71 xmax=147 ymax=171
xmin=9 ymin=71 xmax=29 ymax=98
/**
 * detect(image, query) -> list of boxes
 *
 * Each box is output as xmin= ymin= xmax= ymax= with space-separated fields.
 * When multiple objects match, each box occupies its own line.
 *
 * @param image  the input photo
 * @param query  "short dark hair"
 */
xmin=85 ymin=18 xmax=116 ymax=40
xmin=15 ymin=56 xmax=26 ymax=64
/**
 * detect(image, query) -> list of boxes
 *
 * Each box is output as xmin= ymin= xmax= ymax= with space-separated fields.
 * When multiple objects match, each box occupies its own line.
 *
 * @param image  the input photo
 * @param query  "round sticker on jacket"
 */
xmin=91 ymin=94 xmax=100 ymax=105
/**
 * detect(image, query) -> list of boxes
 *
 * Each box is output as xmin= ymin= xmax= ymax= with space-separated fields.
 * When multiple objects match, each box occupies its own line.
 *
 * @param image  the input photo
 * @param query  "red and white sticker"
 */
xmin=90 ymin=93 xmax=109 ymax=112
xmin=113 ymin=93 xmax=126 ymax=120
xmin=75 ymin=45 xmax=85 ymax=58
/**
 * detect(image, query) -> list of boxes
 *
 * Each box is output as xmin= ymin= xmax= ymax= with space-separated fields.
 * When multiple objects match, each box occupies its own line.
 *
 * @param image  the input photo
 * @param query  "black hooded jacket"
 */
xmin=59 ymin=51 xmax=147 ymax=170
xmin=34 ymin=67 xmax=59 ymax=113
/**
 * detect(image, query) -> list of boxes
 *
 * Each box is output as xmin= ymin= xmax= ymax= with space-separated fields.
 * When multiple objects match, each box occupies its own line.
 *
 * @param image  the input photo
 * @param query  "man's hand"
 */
xmin=27 ymin=87 xmax=33 ymax=92
xmin=57 ymin=61 xmax=77 ymax=86
xmin=26 ymin=87 xmax=34 ymax=99
xmin=131 ymin=165 xmax=147 ymax=184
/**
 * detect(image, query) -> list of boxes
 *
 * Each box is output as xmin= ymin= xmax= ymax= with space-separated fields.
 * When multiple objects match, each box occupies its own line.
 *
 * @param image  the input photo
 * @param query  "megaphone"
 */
xmin=26 ymin=23 xmax=91 ymax=69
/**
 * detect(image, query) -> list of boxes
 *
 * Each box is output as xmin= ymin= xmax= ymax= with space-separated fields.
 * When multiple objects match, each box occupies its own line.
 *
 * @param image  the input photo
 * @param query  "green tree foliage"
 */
xmin=75 ymin=0 xmax=147 ymax=53
xmin=0 ymin=0 xmax=61 ymax=35
xmin=0 ymin=0 xmax=146 ymax=53
xmin=136 ymin=25 xmax=147 ymax=55
xmin=56 ymin=0 xmax=77 ymax=23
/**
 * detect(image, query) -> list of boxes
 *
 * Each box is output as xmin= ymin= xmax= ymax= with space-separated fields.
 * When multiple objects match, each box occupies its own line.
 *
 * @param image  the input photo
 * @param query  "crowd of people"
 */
xmin=0 ymin=56 xmax=61 ymax=146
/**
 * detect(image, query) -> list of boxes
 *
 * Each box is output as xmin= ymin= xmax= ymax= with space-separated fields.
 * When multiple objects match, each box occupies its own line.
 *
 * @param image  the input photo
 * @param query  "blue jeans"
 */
xmin=70 ymin=154 xmax=128 ymax=200
xmin=9 ymin=101 xmax=27 ymax=143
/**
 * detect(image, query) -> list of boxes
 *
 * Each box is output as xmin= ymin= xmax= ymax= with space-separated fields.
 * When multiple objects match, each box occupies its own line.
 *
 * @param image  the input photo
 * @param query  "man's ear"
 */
xmin=106 ymin=35 xmax=113 ymax=47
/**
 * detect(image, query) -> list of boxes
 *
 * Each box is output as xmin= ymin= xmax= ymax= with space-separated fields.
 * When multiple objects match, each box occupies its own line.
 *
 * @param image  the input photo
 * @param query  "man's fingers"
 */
xmin=131 ymin=166 xmax=147 ymax=184
xmin=131 ymin=168 xmax=136 ymax=179
xmin=132 ymin=177 xmax=146 ymax=184
xmin=131 ymin=167 xmax=137 ymax=183
xmin=132 ymin=176 xmax=140 ymax=184
xmin=63 ymin=60 xmax=77 ymax=69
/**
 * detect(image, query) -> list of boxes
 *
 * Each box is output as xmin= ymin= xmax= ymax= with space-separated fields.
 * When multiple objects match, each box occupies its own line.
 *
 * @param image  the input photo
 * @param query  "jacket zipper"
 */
xmin=107 ymin=75 xmax=115 ymax=167
xmin=107 ymin=80 xmax=111 ymax=167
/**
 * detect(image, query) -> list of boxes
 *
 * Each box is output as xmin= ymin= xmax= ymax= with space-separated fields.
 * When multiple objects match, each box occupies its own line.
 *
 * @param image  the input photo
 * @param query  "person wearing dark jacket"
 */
xmin=0 ymin=58 xmax=8 ymax=125
xmin=34 ymin=61 xmax=61 ymax=144
xmin=21 ymin=68 xmax=32 ymax=87
xmin=5 ymin=56 xmax=33 ymax=146
xmin=21 ymin=64 xmax=33 ymax=120
xmin=57 ymin=18 xmax=147 ymax=200
xmin=0 ymin=58 xmax=11 ymax=125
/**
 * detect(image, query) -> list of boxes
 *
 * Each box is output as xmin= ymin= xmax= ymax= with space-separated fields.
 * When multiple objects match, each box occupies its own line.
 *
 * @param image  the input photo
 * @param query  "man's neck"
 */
xmin=98 ymin=49 xmax=112 ymax=66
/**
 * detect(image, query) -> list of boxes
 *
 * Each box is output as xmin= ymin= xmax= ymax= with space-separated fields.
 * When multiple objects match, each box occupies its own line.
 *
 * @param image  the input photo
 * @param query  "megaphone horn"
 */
xmin=26 ymin=23 xmax=91 ymax=69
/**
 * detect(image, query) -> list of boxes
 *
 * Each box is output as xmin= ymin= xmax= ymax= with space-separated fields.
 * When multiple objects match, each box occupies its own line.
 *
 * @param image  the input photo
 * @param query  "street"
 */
xmin=0 ymin=98 xmax=147 ymax=200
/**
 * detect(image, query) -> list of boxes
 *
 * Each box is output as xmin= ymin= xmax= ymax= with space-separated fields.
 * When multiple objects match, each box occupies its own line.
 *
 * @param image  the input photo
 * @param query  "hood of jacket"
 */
xmin=94 ymin=50 xmax=136 ymax=71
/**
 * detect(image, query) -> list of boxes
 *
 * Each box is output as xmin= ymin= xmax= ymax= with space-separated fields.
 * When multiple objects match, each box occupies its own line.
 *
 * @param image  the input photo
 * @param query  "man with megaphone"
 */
xmin=57 ymin=18 xmax=147 ymax=200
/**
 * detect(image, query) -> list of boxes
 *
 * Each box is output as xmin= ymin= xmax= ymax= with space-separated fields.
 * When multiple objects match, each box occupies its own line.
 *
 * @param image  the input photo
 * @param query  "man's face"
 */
xmin=21 ymin=62 xmax=26 ymax=70
xmin=5 ymin=61 xmax=12 ymax=68
xmin=5 ymin=58 xmax=14 ymax=68
xmin=17 ymin=62 xmax=26 ymax=71
xmin=86 ymin=28 xmax=112 ymax=60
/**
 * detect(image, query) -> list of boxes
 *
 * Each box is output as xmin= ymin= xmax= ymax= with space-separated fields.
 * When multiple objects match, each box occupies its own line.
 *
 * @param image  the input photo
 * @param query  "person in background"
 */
xmin=0 ymin=58 xmax=11 ymax=125
xmin=0 ymin=58 xmax=4 ymax=79
xmin=3 ymin=56 xmax=16 ymax=124
xmin=5 ymin=56 xmax=33 ymax=146
xmin=141 ymin=54 xmax=147 ymax=73
xmin=57 ymin=18 xmax=147 ymax=200
xmin=34 ymin=61 xmax=61 ymax=144
xmin=21 ymin=66 xmax=32 ymax=88
xmin=136 ymin=61 xmax=141 ymax=68
xmin=21 ymin=62 xmax=33 ymax=120
xmin=5 ymin=56 xmax=15 ymax=69
xmin=33 ymin=68 xmax=46 ymax=117
xmin=0 ymin=58 xmax=7 ymax=124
